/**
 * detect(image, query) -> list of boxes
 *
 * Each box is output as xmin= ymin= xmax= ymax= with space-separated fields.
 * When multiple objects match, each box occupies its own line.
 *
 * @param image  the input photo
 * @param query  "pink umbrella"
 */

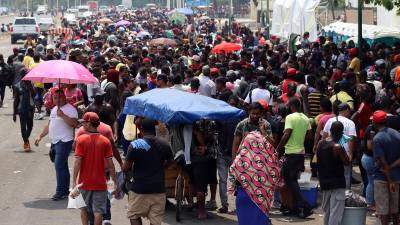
xmin=23 ymin=60 xmax=97 ymax=84
xmin=115 ymin=20 xmax=131 ymax=27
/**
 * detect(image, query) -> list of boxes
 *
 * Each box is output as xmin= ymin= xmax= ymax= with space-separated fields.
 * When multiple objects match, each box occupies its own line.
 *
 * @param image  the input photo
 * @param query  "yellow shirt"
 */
xmin=330 ymin=91 xmax=354 ymax=110
xmin=348 ymin=57 xmax=360 ymax=74
xmin=29 ymin=62 xmax=44 ymax=88
xmin=23 ymin=56 xmax=33 ymax=68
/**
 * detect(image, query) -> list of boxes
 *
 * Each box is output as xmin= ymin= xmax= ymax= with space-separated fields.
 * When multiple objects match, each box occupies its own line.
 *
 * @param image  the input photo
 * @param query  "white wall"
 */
xmin=376 ymin=6 xmax=400 ymax=29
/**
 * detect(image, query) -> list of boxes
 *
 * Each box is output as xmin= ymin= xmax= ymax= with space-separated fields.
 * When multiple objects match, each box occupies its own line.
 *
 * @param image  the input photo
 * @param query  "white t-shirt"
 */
xmin=323 ymin=115 xmax=357 ymax=155
xmin=49 ymin=103 xmax=78 ymax=144
xmin=198 ymin=74 xmax=216 ymax=97
xmin=244 ymin=88 xmax=273 ymax=105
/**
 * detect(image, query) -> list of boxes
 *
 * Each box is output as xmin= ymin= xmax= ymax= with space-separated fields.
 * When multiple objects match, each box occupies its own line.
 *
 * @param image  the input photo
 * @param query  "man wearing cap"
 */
xmin=322 ymin=103 xmax=357 ymax=189
xmin=156 ymin=74 xmax=169 ymax=88
xmin=190 ymin=55 xmax=202 ymax=74
xmin=347 ymin=48 xmax=360 ymax=75
xmin=72 ymin=112 xmax=117 ymax=225
xmin=198 ymin=65 xmax=216 ymax=97
xmin=282 ymin=68 xmax=298 ymax=94
xmin=371 ymin=110 xmax=400 ymax=225
xmin=35 ymin=89 xmax=79 ymax=200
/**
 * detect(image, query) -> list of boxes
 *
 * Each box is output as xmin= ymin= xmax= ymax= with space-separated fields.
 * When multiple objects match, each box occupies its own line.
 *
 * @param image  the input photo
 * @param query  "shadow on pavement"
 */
xmin=23 ymin=198 xmax=68 ymax=210
xmin=164 ymin=206 xmax=237 ymax=225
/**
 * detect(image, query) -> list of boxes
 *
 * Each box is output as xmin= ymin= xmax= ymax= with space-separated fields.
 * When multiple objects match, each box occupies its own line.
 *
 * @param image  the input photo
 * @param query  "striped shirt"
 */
xmin=308 ymin=91 xmax=326 ymax=118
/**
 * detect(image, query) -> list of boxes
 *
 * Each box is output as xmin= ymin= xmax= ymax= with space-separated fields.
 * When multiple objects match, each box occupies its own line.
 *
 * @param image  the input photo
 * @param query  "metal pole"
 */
xmin=357 ymin=0 xmax=362 ymax=56
xmin=26 ymin=0 xmax=29 ymax=14
xmin=260 ymin=0 xmax=263 ymax=26
xmin=266 ymin=0 xmax=269 ymax=38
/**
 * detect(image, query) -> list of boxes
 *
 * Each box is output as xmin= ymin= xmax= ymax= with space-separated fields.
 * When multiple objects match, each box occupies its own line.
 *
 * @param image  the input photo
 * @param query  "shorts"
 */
xmin=127 ymin=191 xmax=166 ymax=225
xmin=282 ymin=154 xmax=305 ymax=183
xmin=374 ymin=180 xmax=399 ymax=215
xmin=80 ymin=190 xmax=108 ymax=214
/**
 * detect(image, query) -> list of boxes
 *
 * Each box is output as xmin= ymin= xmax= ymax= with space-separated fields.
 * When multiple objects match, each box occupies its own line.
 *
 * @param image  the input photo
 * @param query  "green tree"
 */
xmin=364 ymin=0 xmax=400 ymax=14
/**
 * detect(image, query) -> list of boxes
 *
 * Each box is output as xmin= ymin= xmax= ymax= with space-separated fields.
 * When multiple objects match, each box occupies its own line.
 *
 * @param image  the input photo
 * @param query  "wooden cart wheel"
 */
xmin=175 ymin=173 xmax=184 ymax=222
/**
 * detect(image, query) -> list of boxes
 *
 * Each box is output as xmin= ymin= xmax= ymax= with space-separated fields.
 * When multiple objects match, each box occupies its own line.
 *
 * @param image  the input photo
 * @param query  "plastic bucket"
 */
xmin=340 ymin=207 xmax=367 ymax=225
xmin=300 ymin=181 xmax=318 ymax=208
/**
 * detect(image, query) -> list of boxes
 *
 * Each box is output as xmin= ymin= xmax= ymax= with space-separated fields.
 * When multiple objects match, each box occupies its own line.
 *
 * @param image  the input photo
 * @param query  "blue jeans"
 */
xmin=361 ymin=154 xmax=374 ymax=206
xmin=53 ymin=141 xmax=73 ymax=195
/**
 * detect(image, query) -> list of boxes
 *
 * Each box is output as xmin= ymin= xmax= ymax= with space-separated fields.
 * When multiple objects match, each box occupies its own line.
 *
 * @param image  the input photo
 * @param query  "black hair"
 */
xmin=171 ymin=75 xmax=182 ymax=85
xmin=330 ymin=121 xmax=344 ymax=142
xmin=215 ymin=76 xmax=227 ymax=85
xmin=320 ymin=97 xmax=332 ymax=113
xmin=249 ymin=102 xmax=264 ymax=111
xmin=288 ymin=97 xmax=301 ymax=111
xmin=257 ymin=76 xmax=267 ymax=88
xmin=141 ymin=118 xmax=156 ymax=135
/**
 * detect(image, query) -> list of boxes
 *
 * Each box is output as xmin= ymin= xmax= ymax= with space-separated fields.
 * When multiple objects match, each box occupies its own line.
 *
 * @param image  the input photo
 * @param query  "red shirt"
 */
xmin=282 ymin=79 xmax=297 ymax=94
xmin=75 ymin=133 xmax=113 ymax=190
xmin=357 ymin=102 xmax=373 ymax=139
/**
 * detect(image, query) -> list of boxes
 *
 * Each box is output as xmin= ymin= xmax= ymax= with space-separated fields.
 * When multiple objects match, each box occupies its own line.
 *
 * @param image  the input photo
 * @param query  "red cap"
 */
xmin=394 ymin=54 xmax=400 ymax=63
xmin=211 ymin=68 xmax=219 ymax=75
xmin=216 ymin=35 xmax=222 ymax=41
xmin=349 ymin=48 xmax=358 ymax=57
xmin=287 ymin=68 xmax=297 ymax=76
xmin=143 ymin=58 xmax=151 ymax=63
xmin=80 ymin=112 xmax=100 ymax=123
xmin=371 ymin=110 xmax=387 ymax=123
xmin=258 ymin=100 xmax=269 ymax=111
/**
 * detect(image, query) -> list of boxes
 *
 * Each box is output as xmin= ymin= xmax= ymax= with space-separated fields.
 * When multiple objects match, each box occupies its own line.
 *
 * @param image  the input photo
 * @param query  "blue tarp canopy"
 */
xmin=123 ymin=88 xmax=245 ymax=124
xmin=175 ymin=8 xmax=194 ymax=15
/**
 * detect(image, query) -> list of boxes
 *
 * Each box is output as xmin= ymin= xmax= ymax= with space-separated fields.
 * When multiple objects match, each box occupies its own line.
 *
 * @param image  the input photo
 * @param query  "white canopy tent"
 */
xmin=322 ymin=21 xmax=400 ymax=39
xmin=271 ymin=0 xmax=321 ymax=41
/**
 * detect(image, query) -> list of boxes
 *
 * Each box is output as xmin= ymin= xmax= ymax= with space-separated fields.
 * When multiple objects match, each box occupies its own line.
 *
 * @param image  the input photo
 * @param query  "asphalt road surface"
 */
xmin=0 ymin=17 xmax=381 ymax=224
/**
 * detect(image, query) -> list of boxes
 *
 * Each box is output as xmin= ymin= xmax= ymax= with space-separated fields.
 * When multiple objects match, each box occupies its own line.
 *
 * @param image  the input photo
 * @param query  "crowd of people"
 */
xmin=1 ymin=6 xmax=400 ymax=225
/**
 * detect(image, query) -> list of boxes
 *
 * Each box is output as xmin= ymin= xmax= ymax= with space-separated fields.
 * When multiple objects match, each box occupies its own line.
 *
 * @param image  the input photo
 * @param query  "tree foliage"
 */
xmin=364 ymin=0 xmax=400 ymax=14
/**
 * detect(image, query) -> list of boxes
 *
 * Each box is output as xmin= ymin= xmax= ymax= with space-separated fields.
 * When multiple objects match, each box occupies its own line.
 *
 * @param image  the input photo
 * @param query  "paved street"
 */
xmin=0 ymin=19 xmax=381 ymax=225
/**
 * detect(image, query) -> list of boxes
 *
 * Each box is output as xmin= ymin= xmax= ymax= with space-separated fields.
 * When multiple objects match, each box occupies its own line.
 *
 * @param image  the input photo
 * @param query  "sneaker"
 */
xmin=33 ymin=113 xmax=40 ymax=120
xmin=102 ymin=220 xmax=112 ymax=225
xmin=38 ymin=112 xmax=45 ymax=120
xmin=218 ymin=206 xmax=228 ymax=213
xmin=205 ymin=200 xmax=217 ymax=210
xmin=51 ymin=193 xmax=68 ymax=201
xmin=298 ymin=207 xmax=313 ymax=219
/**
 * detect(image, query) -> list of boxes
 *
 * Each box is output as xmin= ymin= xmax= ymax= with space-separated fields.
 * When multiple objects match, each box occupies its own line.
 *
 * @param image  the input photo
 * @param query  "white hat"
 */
xmin=46 ymin=45 xmax=54 ymax=50
xmin=296 ymin=49 xmax=305 ymax=58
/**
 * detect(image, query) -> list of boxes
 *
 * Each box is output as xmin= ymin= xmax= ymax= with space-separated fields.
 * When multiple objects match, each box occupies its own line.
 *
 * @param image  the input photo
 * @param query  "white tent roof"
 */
xmin=322 ymin=21 xmax=400 ymax=39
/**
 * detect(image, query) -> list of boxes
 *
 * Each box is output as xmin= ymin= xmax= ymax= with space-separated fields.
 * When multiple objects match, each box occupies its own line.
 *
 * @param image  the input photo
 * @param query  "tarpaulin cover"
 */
xmin=271 ymin=0 xmax=320 ymax=41
xmin=123 ymin=88 xmax=245 ymax=124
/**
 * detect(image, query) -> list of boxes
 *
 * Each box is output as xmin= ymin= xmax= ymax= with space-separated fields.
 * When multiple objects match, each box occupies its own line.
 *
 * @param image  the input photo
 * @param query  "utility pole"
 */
xmin=357 ymin=0 xmax=362 ymax=57
xmin=266 ymin=0 xmax=269 ymax=38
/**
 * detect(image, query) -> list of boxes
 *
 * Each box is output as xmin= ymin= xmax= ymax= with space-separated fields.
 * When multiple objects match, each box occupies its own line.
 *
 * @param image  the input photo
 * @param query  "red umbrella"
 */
xmin=211 ymin=42 xmax=242 ymax=54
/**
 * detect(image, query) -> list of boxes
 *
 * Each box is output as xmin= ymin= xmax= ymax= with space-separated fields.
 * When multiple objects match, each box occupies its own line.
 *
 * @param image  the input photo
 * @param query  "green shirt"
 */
xmin=284 ymin=112 xmax=311 ymax=154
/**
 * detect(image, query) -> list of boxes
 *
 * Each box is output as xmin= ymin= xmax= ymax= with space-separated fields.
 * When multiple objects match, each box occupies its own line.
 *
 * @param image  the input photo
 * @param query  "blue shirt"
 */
xmin=373 ymin=127 xmax=400 ymax=182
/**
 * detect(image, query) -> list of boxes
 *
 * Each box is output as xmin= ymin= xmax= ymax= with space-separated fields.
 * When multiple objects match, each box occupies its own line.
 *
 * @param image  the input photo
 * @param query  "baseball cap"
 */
xmin=192 ymin=55 xmax=200 ymax=62
xmin=143 ymin=57 xmax=151 ymax=63
xmin=79 ymin=112 xmax=100 ymax=123
xmin=371 ymin=110 xmax=387 ymax=123
xmin=287 ymin=68 xmax=297 ymax=77
xmin=394 ymin=54 xmax=400 ymax=63
xmin=337 ymin=103 xmax=350 ymax=112
xmin=156 ymin=74 xmax=168 ymax=82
